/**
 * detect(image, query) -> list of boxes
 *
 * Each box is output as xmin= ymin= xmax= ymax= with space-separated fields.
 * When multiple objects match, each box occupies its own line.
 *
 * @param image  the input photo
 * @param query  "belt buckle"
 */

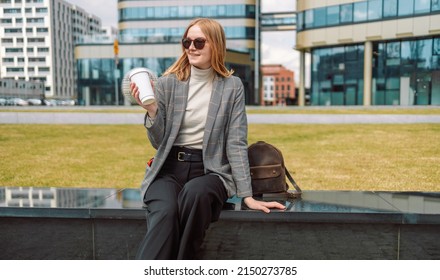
xmin=177 ymin=152 xmax=186 ymax=162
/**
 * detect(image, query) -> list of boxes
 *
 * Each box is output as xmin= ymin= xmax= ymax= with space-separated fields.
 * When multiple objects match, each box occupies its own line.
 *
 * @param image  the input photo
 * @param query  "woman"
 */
xmin=131 ymin=18 xmax=285 ymax=260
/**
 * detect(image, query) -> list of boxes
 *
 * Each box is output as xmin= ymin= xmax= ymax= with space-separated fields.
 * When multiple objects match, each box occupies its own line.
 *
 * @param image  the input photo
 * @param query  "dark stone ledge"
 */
xmin=1 ymin=187 xmax=439 ymax=259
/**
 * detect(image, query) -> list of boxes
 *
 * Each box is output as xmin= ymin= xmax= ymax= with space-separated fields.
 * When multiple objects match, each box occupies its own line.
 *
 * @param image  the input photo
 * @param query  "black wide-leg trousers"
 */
xmin=135 ymin=150 xmax=228 ymax=260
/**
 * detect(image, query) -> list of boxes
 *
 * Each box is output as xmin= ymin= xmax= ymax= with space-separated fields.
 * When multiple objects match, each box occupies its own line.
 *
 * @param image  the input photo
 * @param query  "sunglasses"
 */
xmin=182 ymin=37 xmax=207 ymax=50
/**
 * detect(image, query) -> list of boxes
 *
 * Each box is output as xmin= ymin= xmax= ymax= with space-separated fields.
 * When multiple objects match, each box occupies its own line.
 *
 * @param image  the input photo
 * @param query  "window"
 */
xmin=433 ymin=0 xmax=440 ymax=11
xmin=353 ymin=2 xmax=368 ymax=22
xmin=27 ymin=38 xmax=45 ymax=43
xmin=383 ymin=0 xmax=398 ymax=17
xmin=4 ymin=8 xmax=21 ymax=13
xmin=36 ymin=8 xmax=48 ymax=13
xmin=26 ymin=18 xmax=44 ymax=23
xmin=311 ymin=45 xmax=364 ymax=106
xmin=29 ymin=57 xmax=46 ymax=62
xmin=386 ymin=42 xmax=401 ymax=65
xmin=345 ymin=45 xmax=358 ymax=61
xmin=368 ymin=0 xmax=382 ymax=20
xmin=398 ymin=0 xmax=414 ymax=16
xmin=417 ymin=39 xmax=432 ymax=69
xmin=414 ymin=0 xmax=431 ymax=14
xmin=434 ymin=38 xmax=440 ymax=55
xmin=7 ymin=67 xmax=24 ymax=72
xmin=340 ymin=4 xmax=353 ymax=23
xmin=297 ymin=12 xmax=304 ymax=30
xmin=327 ymin=6 xmax=340 ymax=25
xmin=305 ymin=10 xmax=313 ymax=28
xmin=5 ymin=28 xmax=22 ymax=33
xmin=6 ymin=48 xmax=23 ymax=53
xmin=314 ymin=7 xmax=326 ymax=27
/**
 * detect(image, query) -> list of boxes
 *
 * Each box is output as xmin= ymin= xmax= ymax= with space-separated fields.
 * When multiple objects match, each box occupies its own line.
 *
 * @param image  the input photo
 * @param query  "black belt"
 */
xmin=170 ymin=146 xmax=203 ymax=162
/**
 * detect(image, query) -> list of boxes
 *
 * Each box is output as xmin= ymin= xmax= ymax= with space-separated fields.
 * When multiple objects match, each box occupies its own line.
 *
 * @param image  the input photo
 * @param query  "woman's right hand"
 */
xmin=130 ymin=82 xmax=158 ymax=117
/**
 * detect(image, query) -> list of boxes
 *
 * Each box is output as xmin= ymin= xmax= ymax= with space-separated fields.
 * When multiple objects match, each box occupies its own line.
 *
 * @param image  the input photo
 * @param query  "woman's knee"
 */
xmin=147 ymin=200 xmax=179 ymax=226
xmin=180 ymin=179 xmax=208 ymax=202
xmin=180 ymin=175 xmax=224 ymax=203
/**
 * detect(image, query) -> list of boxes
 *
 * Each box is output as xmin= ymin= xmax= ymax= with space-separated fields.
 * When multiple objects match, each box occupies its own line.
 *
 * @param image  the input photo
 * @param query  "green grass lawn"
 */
xmin=1 ymin=123 xmax=439 ymax=192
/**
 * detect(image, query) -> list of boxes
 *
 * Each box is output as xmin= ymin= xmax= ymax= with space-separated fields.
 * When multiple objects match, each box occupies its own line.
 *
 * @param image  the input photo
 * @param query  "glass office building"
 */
xmin=296 ymin=0 xmax=440 ymax=106
xmin=76 ymin=0 xmax=257 ymax=106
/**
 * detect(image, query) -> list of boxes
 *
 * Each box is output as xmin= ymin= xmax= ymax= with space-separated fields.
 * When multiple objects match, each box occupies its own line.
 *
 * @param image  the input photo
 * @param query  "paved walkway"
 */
xmin=1 ymin=107 xmax=439 ymax=124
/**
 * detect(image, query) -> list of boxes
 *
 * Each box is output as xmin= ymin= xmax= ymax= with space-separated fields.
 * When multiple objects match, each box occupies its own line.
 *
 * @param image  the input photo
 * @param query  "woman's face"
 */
xmin=184 ymin=25 xmax=212 ymax=69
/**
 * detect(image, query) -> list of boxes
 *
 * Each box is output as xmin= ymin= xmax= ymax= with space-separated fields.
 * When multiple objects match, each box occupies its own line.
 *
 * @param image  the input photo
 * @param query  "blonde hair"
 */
xmin=163 ymin=18 xmax=234 ymax=81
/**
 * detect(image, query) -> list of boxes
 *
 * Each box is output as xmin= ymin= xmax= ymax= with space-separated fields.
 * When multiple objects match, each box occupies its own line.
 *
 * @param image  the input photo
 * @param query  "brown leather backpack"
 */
xmin=248 ymin=141 xmax=302 ymax=198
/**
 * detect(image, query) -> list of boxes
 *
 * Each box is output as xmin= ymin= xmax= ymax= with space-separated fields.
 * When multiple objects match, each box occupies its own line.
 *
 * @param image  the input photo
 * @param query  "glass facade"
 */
xmin=310 ymin=36 xmax=440 ymax=106
xmin=119 ymin=4 xmax=255 ymax=21
xmin=297 ymin=0 xmax=440 ymax=31
xmin=76 ymin=0 xmax=257 ymax=106
xmin=77 ymin=55 xmax=253 ymax=106
xmin=77 ymin=57 xmax=175 ymax=106
xmin=120 ymin=27 xmax=255 ymax=44
xmin=311 ymin=45 xmax=364 ymax=105
xmin=118 ymin=3 xmax=256 ymax=55
xmin=373 ymin=37 xmax=440 ymax=105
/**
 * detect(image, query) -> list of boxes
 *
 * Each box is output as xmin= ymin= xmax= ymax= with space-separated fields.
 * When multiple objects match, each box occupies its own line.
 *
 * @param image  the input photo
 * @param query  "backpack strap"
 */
xmin=285 ymin=168 xmax=302 ymax=194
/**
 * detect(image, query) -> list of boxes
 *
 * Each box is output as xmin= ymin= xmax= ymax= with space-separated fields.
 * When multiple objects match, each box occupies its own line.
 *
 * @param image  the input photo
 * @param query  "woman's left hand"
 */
xmin=243 ymin=196 xmax=286 ymax=213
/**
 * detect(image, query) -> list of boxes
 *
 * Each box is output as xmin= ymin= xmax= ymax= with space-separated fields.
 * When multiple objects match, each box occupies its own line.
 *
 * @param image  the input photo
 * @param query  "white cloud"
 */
xmin=261 ymin=0 xmax=296 ymax=13
xmin=261 ymin=31 xmax=299 ymax=80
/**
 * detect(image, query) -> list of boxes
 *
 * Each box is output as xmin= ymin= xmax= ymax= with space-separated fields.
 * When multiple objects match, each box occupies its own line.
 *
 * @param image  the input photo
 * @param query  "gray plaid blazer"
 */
xmin=140 ymin=72 xmax=253 ymax=201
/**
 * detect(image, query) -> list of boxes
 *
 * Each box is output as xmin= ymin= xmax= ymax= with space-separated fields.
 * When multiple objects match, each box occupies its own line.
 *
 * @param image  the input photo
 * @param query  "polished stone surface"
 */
xmin=1 ymin=187 xmax=440 ymax=216
xmin=1 ymin=187 xmax=440 ymax=227
xmin=0 ymin=187 xmax=440 ymax=214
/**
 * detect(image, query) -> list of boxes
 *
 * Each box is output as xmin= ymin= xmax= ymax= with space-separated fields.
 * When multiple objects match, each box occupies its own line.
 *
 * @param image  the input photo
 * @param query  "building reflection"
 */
xmin=2 ymin=187 xmax=142 ymax=209
xmin=1 ymin=187 xmax=439 ymax=215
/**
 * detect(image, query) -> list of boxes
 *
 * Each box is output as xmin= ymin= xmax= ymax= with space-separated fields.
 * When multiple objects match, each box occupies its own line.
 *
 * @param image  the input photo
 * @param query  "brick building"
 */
xmin=261 ymin=64 xmax=296 ymax=106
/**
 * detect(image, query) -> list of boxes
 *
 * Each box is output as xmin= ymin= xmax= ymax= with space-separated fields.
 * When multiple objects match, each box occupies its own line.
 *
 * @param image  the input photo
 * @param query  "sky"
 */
xmin=65 ymin=0 xmax=299 ymax=79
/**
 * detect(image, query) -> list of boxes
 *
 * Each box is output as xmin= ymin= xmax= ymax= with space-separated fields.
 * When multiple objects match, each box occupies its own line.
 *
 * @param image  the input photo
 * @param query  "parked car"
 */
xmin=27 ymin=99 xmax=42 ymax=106
xmin=7 ymin=98 xmax=28 ymax=106
xmin=42 ymin=99 xmax=54 ymax=106
xmin=57 ymin=99 xmax=76 ymax=106
xmin=44 ymin=99 xmax=58 ymax=106
xmin=0 ymin=98 xmax=6 ymax=106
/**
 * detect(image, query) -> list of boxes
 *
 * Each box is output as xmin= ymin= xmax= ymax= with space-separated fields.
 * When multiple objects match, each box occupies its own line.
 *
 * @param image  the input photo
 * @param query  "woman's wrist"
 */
xmin=144 ymin=103 xmax=158 ymax=118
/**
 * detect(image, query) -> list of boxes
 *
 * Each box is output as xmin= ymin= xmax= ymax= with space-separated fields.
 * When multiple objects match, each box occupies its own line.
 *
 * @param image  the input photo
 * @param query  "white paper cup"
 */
xmin=128 ymin=68 xmax=155 ymax=105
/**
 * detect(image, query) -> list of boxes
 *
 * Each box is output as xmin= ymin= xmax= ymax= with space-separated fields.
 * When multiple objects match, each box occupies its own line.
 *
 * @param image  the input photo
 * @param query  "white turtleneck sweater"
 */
xmin=174 ymin=66 xmax=215 ymax=149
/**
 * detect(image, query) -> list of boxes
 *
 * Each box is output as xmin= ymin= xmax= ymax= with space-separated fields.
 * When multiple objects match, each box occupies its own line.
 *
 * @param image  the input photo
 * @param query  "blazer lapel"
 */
xmin=203 ymin=76 xmax=224 ymax=150
xmin=168 ymin=79 xmax=189 ymax=143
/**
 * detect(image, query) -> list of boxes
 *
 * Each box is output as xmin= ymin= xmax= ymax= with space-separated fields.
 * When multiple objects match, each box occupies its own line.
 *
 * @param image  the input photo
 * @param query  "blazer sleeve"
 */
xmin=143 ymin=78 xmax=166 ymax=149
xmin=225 ymin=78 xmax=253 ymax=197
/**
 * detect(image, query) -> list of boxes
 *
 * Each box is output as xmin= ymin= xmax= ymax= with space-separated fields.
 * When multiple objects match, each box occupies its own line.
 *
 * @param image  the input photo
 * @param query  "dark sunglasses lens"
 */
xmin=193 ymin=39 xmax=205 ymax=49
xmin=182 ymin=38 xmax=191 ymax=49
xmin=182 ymin=38 xmax=206 ymax=50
